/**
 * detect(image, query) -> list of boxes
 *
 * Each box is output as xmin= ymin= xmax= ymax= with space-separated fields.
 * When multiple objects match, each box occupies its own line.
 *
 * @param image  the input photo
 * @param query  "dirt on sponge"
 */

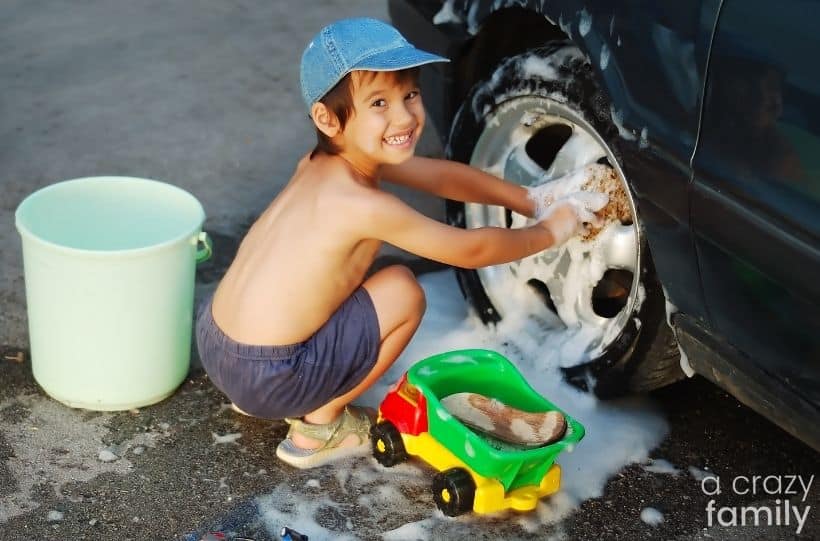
xmin=581 ymin=164 xmax=632 ymax=240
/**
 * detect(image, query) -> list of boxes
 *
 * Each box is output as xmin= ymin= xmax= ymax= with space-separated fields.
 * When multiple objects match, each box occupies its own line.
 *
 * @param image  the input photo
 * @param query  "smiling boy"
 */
xmin=195 ymin=18 xmax=606 ymax=469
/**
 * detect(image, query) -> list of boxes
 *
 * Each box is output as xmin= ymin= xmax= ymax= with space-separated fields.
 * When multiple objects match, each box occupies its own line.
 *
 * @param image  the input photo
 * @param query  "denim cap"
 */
xmin=300 ymin=18 xmax=449 ymax=110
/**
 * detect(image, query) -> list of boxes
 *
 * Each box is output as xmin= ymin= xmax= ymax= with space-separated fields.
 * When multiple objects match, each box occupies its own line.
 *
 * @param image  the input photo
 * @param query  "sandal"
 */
xmin=230 ymin=403 xmax=253 ymax=417
xmin=275 ymin=405 xmax=374 ymax=469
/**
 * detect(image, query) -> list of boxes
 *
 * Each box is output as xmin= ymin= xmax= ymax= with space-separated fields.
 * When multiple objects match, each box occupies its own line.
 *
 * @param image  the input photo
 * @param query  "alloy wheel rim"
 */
xmin=466 ymin=96 xmax=641 ymax=358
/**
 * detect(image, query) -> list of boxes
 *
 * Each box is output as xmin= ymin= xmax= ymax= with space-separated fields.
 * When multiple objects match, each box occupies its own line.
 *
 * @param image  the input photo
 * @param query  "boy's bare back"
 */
xmin=211 ymin=153 xmax=386 ymax=346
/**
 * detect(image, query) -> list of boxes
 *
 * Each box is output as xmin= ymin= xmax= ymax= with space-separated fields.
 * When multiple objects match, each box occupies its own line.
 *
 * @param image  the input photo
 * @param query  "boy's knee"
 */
xmin=382 ymin=265 xmax=426 ymax=313
xmin=408 ymin=275 xmax=426 ymax=315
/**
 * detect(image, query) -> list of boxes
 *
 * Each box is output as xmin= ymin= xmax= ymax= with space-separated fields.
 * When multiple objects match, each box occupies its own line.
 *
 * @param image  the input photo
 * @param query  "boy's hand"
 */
xmin=537 ymin=191 xmax=609 ymax=245
xmin=527 ymin=163 xmax=612 ymax=218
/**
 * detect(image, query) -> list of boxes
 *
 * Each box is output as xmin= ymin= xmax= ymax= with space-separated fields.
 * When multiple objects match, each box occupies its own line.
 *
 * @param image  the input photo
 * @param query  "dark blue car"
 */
xmin=389 ymin=0 xmax=819 ymax=450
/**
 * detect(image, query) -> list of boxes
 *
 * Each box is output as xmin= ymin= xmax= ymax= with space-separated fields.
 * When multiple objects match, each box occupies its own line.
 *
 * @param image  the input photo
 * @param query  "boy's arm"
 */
xmin=381 ymin=156 xmax=535 ymax=218
xmin=359 ymin=190 xmax=583 ymax=269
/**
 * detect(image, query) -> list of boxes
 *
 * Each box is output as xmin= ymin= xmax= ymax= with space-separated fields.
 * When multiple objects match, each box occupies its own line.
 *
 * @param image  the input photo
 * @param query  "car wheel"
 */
xmin=446 ymin=42 xmax=684 ymax=397
xmin=371 ymin=421 xmax=408 ymax=467
xmin=432 ymin=467 xmax=476 ymax=516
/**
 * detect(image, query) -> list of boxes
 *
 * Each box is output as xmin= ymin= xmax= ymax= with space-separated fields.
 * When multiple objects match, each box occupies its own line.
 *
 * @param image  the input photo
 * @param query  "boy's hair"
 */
xmin=313 ymin=67 xmax=421 ymax=156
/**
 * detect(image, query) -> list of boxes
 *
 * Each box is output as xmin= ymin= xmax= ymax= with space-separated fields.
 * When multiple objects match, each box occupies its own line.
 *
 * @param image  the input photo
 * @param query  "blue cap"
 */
xmin=300 ymin=18 xmax=449 ymax=110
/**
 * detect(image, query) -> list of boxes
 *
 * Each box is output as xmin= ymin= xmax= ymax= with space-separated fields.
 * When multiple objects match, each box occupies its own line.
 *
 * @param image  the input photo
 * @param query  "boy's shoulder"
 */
xmin=296 ymin=153 xmax=399 ymax=209
xmin=296 ymin=153 xmax=358 ymax=186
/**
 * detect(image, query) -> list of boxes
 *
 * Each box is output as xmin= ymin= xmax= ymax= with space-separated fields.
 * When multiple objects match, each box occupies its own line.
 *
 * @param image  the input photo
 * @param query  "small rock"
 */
xmin=132 ymin=446 xmax=145 ymax=455
xmin=47 ymin=510 xmax=64 ymax=522
xmin=212 ymin=432 xmax=242 ymax=444
xmin=98 ymin=449 xmax=118 ymax=462
xmin=89 ymin=518 xmax=98 ymax=526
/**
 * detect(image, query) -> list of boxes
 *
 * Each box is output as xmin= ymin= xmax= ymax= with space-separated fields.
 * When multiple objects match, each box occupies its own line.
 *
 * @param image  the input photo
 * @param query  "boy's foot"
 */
xmin=275 ymin=405 xmax=373 ymax=469
xmin=440 ymin=392 xmax=567 ymax=447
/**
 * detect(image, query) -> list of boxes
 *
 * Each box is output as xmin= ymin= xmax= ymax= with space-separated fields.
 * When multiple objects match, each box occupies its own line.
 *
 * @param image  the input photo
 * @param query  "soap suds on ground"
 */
xmin=256 ymin=270 xmax=669 ymax=539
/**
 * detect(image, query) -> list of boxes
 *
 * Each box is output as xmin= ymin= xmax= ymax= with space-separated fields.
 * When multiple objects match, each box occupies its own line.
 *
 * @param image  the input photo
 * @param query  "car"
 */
xmin=388 ymin=0 xmax=820 ymax=450
xmin=371 ymin=348 xmax=584 ymax=516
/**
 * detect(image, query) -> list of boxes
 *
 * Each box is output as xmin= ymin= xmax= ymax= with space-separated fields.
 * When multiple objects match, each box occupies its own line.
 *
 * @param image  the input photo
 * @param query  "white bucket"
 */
xmin=15 ymin=176 xmax=212 ymax=410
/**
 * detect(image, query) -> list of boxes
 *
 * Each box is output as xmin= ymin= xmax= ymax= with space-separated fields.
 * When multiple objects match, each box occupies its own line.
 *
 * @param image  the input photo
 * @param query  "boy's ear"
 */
xmin=311 ymin=102 xmax=340 ymax=138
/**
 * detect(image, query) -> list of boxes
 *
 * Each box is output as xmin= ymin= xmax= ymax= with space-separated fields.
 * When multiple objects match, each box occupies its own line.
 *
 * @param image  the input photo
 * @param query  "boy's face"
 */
xmin=337 ymin=70 xmax=425 ymax=167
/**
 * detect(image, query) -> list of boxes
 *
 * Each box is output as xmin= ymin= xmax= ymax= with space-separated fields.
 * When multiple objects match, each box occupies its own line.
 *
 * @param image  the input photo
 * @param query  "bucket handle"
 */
xmin=196 ymin=232 xmax=213 ymax=264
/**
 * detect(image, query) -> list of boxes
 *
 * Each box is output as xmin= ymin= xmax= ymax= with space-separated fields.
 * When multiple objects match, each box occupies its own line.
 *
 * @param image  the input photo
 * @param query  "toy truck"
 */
xmin=371 ymin=349 xmax=585 ymax=516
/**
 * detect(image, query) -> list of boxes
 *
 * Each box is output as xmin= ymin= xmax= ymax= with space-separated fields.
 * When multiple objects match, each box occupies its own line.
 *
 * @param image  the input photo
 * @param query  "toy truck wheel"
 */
xmin=371 ymin=421 xmax=408 ymax=467
xmin=432 ymin=468 xmax=476 ymax=517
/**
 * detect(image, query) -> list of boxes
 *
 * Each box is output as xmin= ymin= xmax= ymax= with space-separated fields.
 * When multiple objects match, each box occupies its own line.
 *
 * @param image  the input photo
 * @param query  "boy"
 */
xmin=195 ymin=18 xmax=606 ymax=469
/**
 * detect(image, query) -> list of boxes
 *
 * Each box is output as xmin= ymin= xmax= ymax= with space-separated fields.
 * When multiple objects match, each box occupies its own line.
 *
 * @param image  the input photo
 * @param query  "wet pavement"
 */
xmin=2 ymin=335 xmax=817 ymax=540
xmin=1 ymin=1 xmax=817 ymax=540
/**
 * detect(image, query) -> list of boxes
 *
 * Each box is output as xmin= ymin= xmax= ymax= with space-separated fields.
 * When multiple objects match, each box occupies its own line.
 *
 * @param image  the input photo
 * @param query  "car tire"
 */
xmin=370 ymin=421 xmax=408 ymax=467
xmin=432 ymin=467 xmax=476 ymax=516
xmin=445 ymin=42 xmax=684 ymax=397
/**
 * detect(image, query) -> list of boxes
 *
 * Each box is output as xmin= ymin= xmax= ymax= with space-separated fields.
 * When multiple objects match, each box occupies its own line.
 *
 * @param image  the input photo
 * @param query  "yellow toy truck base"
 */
xmin=403 ymin=431 xmax=561 ymax=515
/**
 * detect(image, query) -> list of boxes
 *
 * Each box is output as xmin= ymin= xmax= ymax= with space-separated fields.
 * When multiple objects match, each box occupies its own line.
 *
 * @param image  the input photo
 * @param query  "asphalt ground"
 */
xmin=1 ymin=1 xmax=817 ymax=540
xmin=2 ymin=324 xmax=817 ymax=540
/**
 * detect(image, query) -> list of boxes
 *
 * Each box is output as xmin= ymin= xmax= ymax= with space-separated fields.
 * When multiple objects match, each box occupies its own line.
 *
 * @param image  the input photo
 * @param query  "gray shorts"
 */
xmin=195 ymin=287 xmax=381 ymax=419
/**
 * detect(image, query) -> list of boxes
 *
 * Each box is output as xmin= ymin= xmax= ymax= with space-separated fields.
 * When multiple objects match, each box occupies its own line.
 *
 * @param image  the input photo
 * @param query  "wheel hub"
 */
xmin=441 ymin=489 xmax=452 ymax=503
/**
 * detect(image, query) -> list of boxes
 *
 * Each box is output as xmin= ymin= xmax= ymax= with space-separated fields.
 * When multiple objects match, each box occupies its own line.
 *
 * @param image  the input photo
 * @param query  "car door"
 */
xmin=691 ymin=0 xmax=820 ymax=404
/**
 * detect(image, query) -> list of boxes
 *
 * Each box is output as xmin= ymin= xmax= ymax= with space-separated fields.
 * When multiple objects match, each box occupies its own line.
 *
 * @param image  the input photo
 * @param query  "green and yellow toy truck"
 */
xmin=371 ymin=349 xmax=585 ymax=516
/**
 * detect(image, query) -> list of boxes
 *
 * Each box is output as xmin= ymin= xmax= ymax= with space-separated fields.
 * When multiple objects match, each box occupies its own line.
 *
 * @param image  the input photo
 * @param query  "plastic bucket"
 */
xmin=15 ymin=176 xmax=212 ymax=410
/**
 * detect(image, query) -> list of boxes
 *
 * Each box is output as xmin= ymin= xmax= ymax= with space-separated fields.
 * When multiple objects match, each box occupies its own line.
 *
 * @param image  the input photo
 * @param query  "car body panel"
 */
xmin=676 ymin=313 xmax=820 ymax=450
xmin=692 ymin=0 xmax=820 ymax=406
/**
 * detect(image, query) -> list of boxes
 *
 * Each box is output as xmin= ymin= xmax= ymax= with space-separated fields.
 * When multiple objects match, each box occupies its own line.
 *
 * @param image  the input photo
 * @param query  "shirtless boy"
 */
xmin=195 ymin=17 xmax=606 ymax=469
